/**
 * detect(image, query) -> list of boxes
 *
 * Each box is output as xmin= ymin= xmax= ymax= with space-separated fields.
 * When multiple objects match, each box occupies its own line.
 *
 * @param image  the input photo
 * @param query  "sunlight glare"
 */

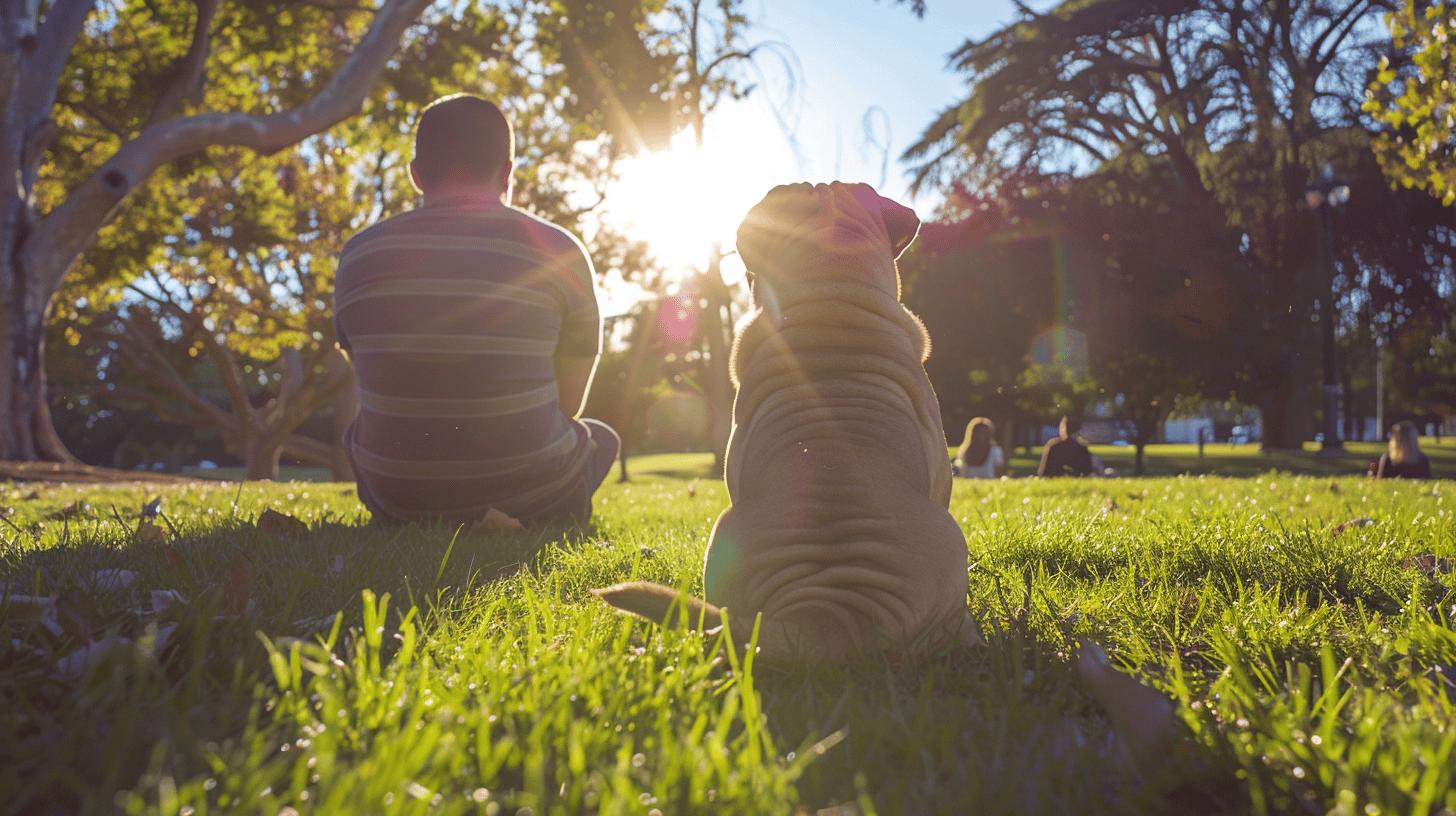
xmin=606 ymin=110 xmax=785 ymax=282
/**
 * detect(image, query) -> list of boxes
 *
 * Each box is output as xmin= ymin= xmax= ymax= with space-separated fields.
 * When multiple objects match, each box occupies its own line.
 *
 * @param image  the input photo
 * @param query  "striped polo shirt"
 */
xmin=334 ymin=194 xmax=601 ymax=524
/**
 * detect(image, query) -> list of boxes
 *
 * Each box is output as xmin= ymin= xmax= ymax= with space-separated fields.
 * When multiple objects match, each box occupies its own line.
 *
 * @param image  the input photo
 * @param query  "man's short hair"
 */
xmin=413 ymin=95 xmax=513 ymax=191
xmin=1061 ymin=415 xmax=1082 ymax=435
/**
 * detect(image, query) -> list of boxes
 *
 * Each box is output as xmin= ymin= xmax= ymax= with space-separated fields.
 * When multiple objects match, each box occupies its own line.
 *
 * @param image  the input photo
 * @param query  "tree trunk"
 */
xmin=329 ymin=375 xmax=358 ymax=481
xmin=1 ymin=253 xmax=75 ymax=463
xmin=243 ymin=435 xmax=283 ymax=481
xmin=1134 ymin=442 xmax=1145 ymax=476
xmin=1260 ymin=373 xmax=1314 ymax=451
xmin=1 ymin=0 xmax=430 ymax=464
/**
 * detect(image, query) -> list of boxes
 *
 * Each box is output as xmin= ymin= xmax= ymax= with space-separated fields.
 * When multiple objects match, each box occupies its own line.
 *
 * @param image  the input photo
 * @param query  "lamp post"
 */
xmin=1304 ymin=163 xmax=1351 ymax=455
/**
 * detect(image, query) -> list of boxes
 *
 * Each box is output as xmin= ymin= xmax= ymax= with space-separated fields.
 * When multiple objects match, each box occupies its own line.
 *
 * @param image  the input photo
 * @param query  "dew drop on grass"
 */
xmin=472 ymin=788 xmax=490 ymax=802
xmin=1292 ymin=766 xmax=1306 ymax=779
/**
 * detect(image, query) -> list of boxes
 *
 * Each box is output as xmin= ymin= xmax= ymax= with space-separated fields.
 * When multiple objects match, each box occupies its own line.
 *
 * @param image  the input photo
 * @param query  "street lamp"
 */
xmin=1305 ymin=163 xmax=1351 ymax=455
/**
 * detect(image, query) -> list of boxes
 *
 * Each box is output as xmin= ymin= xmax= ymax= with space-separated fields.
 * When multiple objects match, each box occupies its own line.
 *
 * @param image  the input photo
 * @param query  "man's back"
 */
xmin=334 ymin=196 xmax=601 ymax=524
xmin=1038 ymin=436 xmax=1094 ymax=477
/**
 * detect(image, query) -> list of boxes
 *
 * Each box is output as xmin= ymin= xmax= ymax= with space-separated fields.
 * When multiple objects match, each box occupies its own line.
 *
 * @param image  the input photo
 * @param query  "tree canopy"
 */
xmin=902 ymin=0 xmax=1448 ymax=448
xmin=1365 ymin=0 xmax=1456 ymax=205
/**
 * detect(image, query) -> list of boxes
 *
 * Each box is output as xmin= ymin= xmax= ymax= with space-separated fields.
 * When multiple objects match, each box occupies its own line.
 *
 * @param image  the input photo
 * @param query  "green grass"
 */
xmin=2 ymin=458 xmax=1453 ymax=814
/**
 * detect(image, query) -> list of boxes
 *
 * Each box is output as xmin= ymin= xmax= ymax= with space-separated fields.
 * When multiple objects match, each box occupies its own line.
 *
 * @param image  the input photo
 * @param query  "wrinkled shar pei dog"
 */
xmin=596 ymin=182 xmax=979 ymax=662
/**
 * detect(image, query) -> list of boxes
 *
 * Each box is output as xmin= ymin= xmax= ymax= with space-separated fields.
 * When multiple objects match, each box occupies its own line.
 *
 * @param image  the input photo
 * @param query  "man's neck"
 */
xmin=423 ymin=187 xmax=507 ymax=209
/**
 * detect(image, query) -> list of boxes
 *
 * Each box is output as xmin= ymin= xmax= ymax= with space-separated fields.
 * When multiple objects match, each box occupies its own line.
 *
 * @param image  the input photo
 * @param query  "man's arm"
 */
xmin=1037 ymin=440 xmax=1054 ymax=477
xmin=553 ymin=238 xmax=602 ymax=420
xmin=555 ymin=353 xmax=598 ymax=419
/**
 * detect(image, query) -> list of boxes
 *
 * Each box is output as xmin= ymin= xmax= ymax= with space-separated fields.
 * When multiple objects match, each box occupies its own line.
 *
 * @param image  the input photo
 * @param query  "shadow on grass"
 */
xmin=0 ymin=512 xmax=594 ymax=813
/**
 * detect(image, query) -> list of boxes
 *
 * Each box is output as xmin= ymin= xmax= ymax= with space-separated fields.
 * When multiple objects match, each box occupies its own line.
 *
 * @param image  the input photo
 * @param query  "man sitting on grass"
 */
xmin=333 ymin=94 xmax=619 ymax=527
xmin=1038 ymin=415 xmax=1096 ymax=477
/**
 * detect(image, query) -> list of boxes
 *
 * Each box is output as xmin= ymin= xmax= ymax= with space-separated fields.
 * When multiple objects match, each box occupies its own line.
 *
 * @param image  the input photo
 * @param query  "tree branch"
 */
xmin=22 ymin=0 xmax=431 ymax=301
xmin=24 ymin=0 xmax=98 ymax=113
xmin=194 ymin=322 xmax=257 ymax=426
xmin=144 ymin=0 xmax=220 ymax=126
xmin=100 ymin=322 xmax=231 ymax=426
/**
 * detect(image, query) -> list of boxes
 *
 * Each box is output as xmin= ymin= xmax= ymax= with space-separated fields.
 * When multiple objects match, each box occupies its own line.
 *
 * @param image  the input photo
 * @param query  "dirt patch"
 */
xmin=0 ymin=461 xmax=196 ymax=485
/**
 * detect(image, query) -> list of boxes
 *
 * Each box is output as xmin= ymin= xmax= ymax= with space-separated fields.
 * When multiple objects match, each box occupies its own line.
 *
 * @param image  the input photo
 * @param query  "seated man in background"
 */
xmin=1038 ymin=415 xmax=1096 ymax=477
xmin=334 ymin=94 xmax=619 ymax=526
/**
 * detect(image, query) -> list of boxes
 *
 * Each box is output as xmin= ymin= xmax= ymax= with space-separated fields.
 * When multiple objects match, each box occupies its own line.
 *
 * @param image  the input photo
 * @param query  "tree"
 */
xmin=656 ymin=0 xmax=798 ymax=474
xmin=1067 ymin=159 xmax=1246 ymax=474
xmin=903 ymin=192 xmax=1094 ymax=452
xmin=904 ymin=0 xmax=1398 ymax=450
xmin=3 ymin=0 xmax=701 ymax=464
xmin=63 ymin=146 xmax=364 ymax=479
xmin=0 ymin=0 xmax=436 ymax=462
xmin=1365 ymin=0 xmax=1456 ymax=205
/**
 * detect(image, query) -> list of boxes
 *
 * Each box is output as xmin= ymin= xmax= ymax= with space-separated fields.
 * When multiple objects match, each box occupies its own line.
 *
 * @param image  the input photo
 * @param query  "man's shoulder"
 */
xmin=339 ymin=208 xmax=428 ymax=257
xmin=503 ymin=206 xmax=589 ymax=257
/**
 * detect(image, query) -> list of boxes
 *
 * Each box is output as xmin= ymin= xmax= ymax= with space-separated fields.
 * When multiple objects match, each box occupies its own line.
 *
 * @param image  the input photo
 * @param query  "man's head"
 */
xmin=410 ymin=95 xmax=514 ymax=198
xmin=1060 ymin=415 xmax=1082 ymax=438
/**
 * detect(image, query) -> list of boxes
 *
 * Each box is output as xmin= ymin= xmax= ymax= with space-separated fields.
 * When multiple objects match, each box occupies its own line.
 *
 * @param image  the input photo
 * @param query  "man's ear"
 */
xmin=879 ymin=197 xmax=921 ymax=260
xmin=408 ymin=160 xmax=425 ymax=195
xmin=496 ymin=159 xmax=514 ymax=201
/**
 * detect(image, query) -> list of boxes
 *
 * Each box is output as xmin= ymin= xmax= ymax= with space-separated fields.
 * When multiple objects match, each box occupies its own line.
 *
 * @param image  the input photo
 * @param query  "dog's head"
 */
xmin=734 ymin=182 xmax=920 ymax=302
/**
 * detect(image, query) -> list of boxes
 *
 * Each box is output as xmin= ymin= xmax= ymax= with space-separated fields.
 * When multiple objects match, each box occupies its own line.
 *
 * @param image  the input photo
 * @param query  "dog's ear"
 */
xmin=879 ymin=197 xmax=921 ymax=260
xmin=843 ymin=183 xmax=920 ymax=259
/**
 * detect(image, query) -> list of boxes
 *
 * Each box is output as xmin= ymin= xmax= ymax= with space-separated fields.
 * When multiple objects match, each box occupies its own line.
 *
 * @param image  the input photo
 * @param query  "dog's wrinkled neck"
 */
xmin=750 ymin=258 xmax=900 ymax=318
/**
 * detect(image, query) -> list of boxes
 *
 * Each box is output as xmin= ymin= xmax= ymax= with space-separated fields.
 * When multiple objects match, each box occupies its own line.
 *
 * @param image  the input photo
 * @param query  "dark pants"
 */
xmin=349 ymin=417 xmax=621 ymax=527
xmin=578 ymin=418 xmax=622 ymax=500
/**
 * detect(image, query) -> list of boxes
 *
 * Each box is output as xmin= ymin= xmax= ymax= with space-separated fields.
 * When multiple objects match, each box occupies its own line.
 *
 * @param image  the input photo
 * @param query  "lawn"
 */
xmin=1 ymin=460 xmax=1453 ymax=814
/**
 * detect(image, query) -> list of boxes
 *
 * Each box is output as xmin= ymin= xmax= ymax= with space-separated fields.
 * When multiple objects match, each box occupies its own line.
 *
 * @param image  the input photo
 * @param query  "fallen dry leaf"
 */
xmin=136 ymin=518 xmax=168 ymax=545
xmin=1077 ymin=640 xmax=1215 ymax=793
xmin=1427 ymin=664 xmax=1456 ymax=702
xmin=45 ymin=502 xmax=90 ymax=521
xmin=161 ymin=544 xmax=187 ymax=573
xmin=293 ymin=613 xmax=340 ymax=634
xmin=222 ymin=555 xmax=256 ymax=616
xmin=257 ymin=508 xmax=308 ymax=538
xmin=50 ymin=636 xmax=133 ymax=682
xmin=1330 ymin=517 xmax=1374 ymax=536
xmin=150 ymin=589 xmax=187 ymax=614
xmin=149 ymin=623 xmax=179 ymax=654
xmin=91 ymin=568 xmax=136 ymax=592
xmin=56 ymin=591 xmax=102 ymax=641
xmin=3 ymin=593 xmax=62 ymax=637
xmin=472 ymin=508 xmax=524 ymax=532
xmin=1404 ymin=554 xmax=1455 ymax=577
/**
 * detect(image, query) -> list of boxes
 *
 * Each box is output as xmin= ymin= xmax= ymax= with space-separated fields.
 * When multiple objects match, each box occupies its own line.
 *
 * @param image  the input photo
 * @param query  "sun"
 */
xmin=605 ymin=111 xmax=783 ymax=282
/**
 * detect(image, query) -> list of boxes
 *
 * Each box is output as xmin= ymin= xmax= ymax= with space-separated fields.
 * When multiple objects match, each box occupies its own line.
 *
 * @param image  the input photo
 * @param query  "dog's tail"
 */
xmin=592 ymin=582 xmax=725 ymax=632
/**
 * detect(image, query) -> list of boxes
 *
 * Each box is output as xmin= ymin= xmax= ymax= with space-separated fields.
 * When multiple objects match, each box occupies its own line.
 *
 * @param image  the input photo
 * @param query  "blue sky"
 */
xmin=601 ymin=1 xmax=1021 ymax=290
xmin=743 ymin=0 xmax=1019 ymax=205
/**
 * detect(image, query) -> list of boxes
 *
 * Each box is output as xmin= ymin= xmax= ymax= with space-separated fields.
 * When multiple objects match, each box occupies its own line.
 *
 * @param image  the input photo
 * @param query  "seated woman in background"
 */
xmin=1373 ymin=421 xmax=1431 ymax=479
xmin=954 ymin=417 xmax=1006 ymax=479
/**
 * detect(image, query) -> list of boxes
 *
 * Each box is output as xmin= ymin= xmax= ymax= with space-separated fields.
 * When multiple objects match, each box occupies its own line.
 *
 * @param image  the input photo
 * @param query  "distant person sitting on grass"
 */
xmin=1038 ymin=415 xmax=1097 ymax=477
xmin=953 ymin=417 xmax=1006 ymax=479
xmin=333 ymin=94 xmax=619 ymax=526
xmin=1372 ymin=421 xmax=1431 ymax=480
